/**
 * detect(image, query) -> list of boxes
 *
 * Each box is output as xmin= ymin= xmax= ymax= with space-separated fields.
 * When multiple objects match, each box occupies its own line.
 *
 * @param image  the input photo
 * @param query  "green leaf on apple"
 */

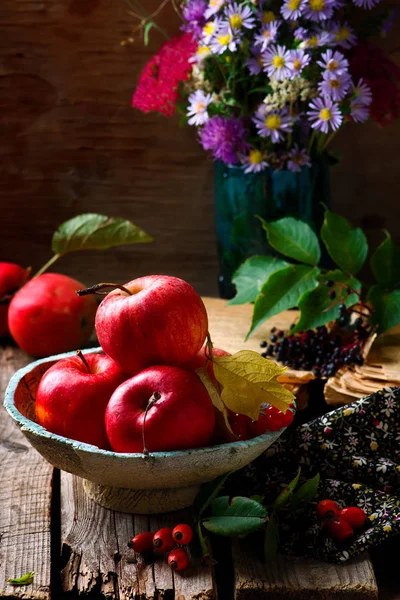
xmin=367 ymin=286 xmax=400 ymax=333
xmin=202 ymin=496 xmax=267 ymax=537
xmin=246 ymin=265 xmax=320 ymax=339
xmin=228 ymin=256 xmax=288 ymax=306
xmin=370 ymin=231 xmax=400 ymax=288
xmin=212 ymin=350 xmax=294 ymax=420
xmin=260 ymin=217 xmax=321 ymax=266
xmin=292 ymin=271 xmax=362 ymax=332
xmin=52 ymin=213 xmax=153 ymax=255
xmin=321 ymin=208 xmax=368 ymax=275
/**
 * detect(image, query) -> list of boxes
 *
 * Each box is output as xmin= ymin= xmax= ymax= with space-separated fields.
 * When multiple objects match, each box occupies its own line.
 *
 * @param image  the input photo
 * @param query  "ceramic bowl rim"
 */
xmin=4 ymin=347 xmax=285 ymax=459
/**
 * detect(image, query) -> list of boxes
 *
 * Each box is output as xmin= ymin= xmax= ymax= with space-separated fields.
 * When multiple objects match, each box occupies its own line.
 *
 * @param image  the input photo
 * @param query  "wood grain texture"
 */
xmin=0 ymin=346 xmax=52 ymax=599
xmin=232 ymin=542 xmax=378 ymax=600
xmin=61 ymin=474 xmax=215 ymax=599
xmin=0 ymin=0 xmax=399 ymax=297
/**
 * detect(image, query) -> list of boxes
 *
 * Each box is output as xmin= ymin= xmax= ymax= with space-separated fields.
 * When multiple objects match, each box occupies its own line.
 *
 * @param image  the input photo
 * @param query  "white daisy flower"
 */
xmin=187 ymin=90 xmax=213 ymax=126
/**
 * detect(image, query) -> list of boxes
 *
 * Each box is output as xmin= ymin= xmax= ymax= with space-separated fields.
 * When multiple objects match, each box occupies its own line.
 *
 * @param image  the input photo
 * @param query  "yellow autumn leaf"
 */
xmin=212 ymin=350 xmax=294 ymax=420
xmin=195 ymin=368 xmax=238 ymax=442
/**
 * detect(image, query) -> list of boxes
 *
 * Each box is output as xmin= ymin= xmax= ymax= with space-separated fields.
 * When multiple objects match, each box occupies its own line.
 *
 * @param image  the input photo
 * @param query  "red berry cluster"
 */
xmin=128 ymin=524 xmax=193 ymax=572
xmin=229 ymin=404 xmax=295 ymax=440
xmin=316 ymin=499 xmax=367 ymax=544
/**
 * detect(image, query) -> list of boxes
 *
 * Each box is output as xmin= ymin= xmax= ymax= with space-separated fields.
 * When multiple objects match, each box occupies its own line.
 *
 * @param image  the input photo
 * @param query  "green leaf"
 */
xmin=273 ymin=468 xmax=301 ymax=511
xmin=293 ymin=271 xmax=362 ymax=332
xmin=202 ymin=497 xmax=267 ymax=537
xmin=7 ymin=572 xmax=35 ymax=586
xmin=211 ymin=496 xmax=230 ymax=516
xmin=264 ymin=513 xmax=279 ymax=561
xmin=229 ymin=256 xmax=288 ymax=305
xmin=367 ymin=286 xmax=400 ymax=333
xmin=52 ymin=213 xmax=153 ymax=255
xmin=260 ymin=217 xmax=321 ymax=266
xmin=143 ymin=21 xmax=154 ymax=46
xmin=193 ymin=473 xmax=230 ymax=519
xmin=247 ymin=265 xmax=319 ymax=338
xmin=370 ymin=231 xmax=400 ymax=288
xmin=290 ymin=473 xmax=320 ymax=510
xmin=321 ymin=209 xmax=368 ymax=275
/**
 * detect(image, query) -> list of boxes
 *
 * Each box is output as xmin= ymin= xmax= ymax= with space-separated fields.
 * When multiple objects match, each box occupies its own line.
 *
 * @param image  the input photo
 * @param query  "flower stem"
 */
xmin=33 ymin=254 xmax=61 ymax=279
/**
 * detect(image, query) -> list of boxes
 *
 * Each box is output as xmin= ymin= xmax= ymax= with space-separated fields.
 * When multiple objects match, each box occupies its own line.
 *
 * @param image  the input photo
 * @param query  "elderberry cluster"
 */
xmin=259 ymin=305 xmax=370 ymax=379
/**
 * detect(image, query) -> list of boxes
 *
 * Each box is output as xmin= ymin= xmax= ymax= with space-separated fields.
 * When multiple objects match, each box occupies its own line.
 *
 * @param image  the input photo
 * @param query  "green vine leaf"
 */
xmin=370 ymin=231 xmax=400 ymax=288
xmin=293 ymin=271 xmax=362 ymax=332
xmin=52 ymin=213 xmax=153 ymax=256
xmin=321 ymin=208 xmax=368 ymax=275
xmin=367 ymin=286 xmax=400 ymax=333
xmin=202 ymin=496 xmax=267 ymax=537
xmin=247 ymin=265 xmax=319 ymax=338
xmin=7 ymin=572 xmax=35 ymax=586
xmin=193 ymin=474 xmax=231 ymax=520
xmin=289 ymin=473 xmax=320 ymax=510
xmin=260 ymin=217 xmax=321 ymax=266
xmin=229 ymin=256 xmax=288 ymax=305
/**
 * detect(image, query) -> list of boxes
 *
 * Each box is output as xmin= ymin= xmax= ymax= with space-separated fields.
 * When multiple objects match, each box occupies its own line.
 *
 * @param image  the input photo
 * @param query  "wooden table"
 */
xmin=0 ymin=298 xmax=398 ymax=599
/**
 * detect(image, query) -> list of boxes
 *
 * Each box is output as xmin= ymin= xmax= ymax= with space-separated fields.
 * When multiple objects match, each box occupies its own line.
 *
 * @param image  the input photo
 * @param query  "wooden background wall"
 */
xmin=1 ymin=0 xmax=399 ymax=297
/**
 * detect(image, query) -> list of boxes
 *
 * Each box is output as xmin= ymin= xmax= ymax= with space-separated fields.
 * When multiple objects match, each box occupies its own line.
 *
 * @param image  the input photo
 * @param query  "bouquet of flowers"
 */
xmin=131 ymin=0 xmax=398 ymax=173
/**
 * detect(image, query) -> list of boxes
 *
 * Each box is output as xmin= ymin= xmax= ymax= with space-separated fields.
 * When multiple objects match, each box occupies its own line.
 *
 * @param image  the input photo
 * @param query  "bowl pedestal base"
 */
xmin=83 ymin=479 xmax=200 ymax=514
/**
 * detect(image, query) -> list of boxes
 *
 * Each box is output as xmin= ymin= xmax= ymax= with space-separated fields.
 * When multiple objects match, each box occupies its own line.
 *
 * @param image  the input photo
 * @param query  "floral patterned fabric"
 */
xmin=236 ymin=386 xmax=400 ymax=563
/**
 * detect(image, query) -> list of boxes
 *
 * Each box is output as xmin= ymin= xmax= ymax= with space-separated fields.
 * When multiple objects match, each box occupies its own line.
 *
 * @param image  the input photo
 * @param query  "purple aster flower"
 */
xmin=303 ymin=0 xmax=336 ymax=22
xmin=381 ymin=9 xmax=396 ymax=35
xmin=300 ymin=29 xmax=335 ymax=48
xmin=329 ymin=21 xmax=357 ymax=49
xmin=288 ymin=49 xmax=311 ymax=77
xmin=242 ymin=149 xmax=269 ymax=173
xmin=352 ymin=0 xmax=382 ymax=8
xmin=287 ymin=145 xmax=312 ymax=172
xmin=225 ymin=3 xmax=256 ymax=31
xmin=351 ymin=79 xmax=372 ymax=106
xmin=205 ymin=0 xmax=226 ymax=19
xmin=187 ymin=90 xmax=213 ymax=126
xmin=182 ymin=0 xmax=208 ymax=36
xmin=246 ymin=47 xmax=263 ymax=75
xmin=319 ymin=71 xmax=352 ymax=101
xmin=262 ymin=44 xmax=292 ymax=80
xmin=281 ymin=0 xmax=307 ymax=20
xmin=317 ymin=49 xmax=348 ymax=75
xmin=202 ymin=17 xmax=222 ymax=43
xmin=199 ymin=116 xmax=249 ymax=165
xmin=307 ymin=96 xmax=343 ymax=133
xmin=210 ymin=25 xmax=238 ymax=53
xmin=253 ymin=106 xmax=293 ymax=143
xmin=294 ymin=26 xmax=308 ymax=41
xmin=350 ymin=102 xmax=369 ymax=123
xmin=254 ymin=22 xmax=280 ymax=51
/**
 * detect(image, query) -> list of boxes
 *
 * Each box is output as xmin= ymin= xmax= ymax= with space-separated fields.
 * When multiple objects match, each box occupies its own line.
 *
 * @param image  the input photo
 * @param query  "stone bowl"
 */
xmin=4 ymin=348 xmax=286 ymax=514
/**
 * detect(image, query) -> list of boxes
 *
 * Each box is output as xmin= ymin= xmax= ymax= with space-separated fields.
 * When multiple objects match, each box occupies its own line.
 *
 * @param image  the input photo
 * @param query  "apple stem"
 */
xmin=76 ymin=350 xmax=91 ymax=373
xmin=76 ymin=282 xmax=133 ymax=297
xmin=142 ymin=392 xmax=161 ymax=456
xmin=205 ymin=332 xmax=215 ymax=363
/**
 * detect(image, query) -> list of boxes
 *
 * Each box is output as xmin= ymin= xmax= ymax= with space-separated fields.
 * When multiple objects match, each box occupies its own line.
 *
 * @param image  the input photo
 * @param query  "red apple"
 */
xmin=0 ymin=262 xmax=30 ymax=338
xmin=8 ymin=273 xmax=97 ymax=357
xmin=184 ymin=345 xmax=231 ymax=386
xmin=105 ymin=365 xmax=215 ymax=453
xmin=95 ymin=275 xmax=208 ymax=375
xmin=36 ymin=352 xmax=126 ymax=448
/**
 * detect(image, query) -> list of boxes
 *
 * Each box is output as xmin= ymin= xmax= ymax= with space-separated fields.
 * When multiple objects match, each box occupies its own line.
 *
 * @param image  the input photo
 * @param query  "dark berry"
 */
xmin=329 ymin=290 xmax=336 ymax=300
xmin=354 ymin=355 xmax=364 ymax=366
xmin=316 ymin=499 xmax=340 ymax=520
xmin=267 ymin=345 xmax=274 ymax=356
xmin=325 ymin=280 xmax=335 ymax=287
xmin=261 ymin=352 xmax=267 ymax=358
xmin=339 ymin=304 xmax=347 ymax=314
xmin=259 ymin=340 xmax=267 ymax=348
xmin=172 ymin=524 xmax=193 ymax=545
xmin=277 ymin=330 xmax=284 ymax=338
xmin=271 ymin=327 xmax=277 ymax=333
xmin=290 ymin=323 xmax=296 ymax=330
xmin=346 ymin=286 xmax=352 ymax=294
xmin=339 ymin=507 xmax=367 ymax=530
xmin=312 ymin=367 xmax=321 ymax=377
xmin=270 ymin=334 xmax=277 ymax=342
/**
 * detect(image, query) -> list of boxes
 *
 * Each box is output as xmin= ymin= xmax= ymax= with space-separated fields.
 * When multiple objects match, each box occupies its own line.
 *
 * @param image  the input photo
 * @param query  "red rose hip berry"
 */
xmin=153 ymin=528 xmax=175 ymax=552
xmin=316 ymin=499 xmax=340 ymax=520
xmin=325 ymin=517 xmax=354 ymax=544
xmin=168 ymin=548 xmax=190 ymax=572
xmin=339 ymin=507 xmax=367 ymax=530
xmin=172 ymin=524 xmax=193 ymax=545
xmin=128 ymin=532 xmax=154 ymax=554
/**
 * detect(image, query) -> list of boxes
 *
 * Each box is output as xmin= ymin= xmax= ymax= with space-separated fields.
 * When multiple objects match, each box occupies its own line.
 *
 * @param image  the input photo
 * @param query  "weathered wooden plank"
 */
xmin=61 ymin=474 xmax=215 ymax=599
xmin=232 ymin=541 xmax=378 ymax=600
xmin=0 ymin=345 xmax=53 ymax=599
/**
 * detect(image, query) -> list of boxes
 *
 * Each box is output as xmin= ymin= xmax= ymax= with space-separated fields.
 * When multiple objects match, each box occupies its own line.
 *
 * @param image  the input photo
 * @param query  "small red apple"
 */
xmin=95 ymin=275 xmax=208 ymax=375
xmin=8 ymin=273 xmax=97 ymax=357
xmin=184 ymin=345 xmax=231 ymax=386
xmin=36 ymin=352 xmax=126 ymax=448
xmin=0 ymin=262 xmax=30 ymax=338
xmin=105 ymin=365 xmax=215 ymax=453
